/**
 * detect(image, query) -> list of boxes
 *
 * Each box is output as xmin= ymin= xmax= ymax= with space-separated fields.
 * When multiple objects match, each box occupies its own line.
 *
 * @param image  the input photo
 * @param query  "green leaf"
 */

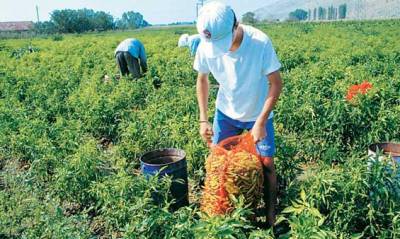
xmin=300 ymin=189 xmax=306 ymax=202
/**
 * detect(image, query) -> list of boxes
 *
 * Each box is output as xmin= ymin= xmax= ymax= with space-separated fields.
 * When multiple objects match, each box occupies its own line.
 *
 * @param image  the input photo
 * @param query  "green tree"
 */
xmin=93 ymin=11 xmax=115 ymax=30
xmin=34 ymin=21 xmax=58 ymax=34
xmin=242 ymin=12 xmax=258 ymax=24
xmin=117 ymin=11 xmax=149 ymax=29
xmin=318 ymin=7 xmax=327 ymax=20
xmin=328 ymin=6 xmax=333 ymax=20
xmin=339 ymin=4 xmax=347 ymax=19
xmin=313 ymin=8 xmax=317 ymax=20
xmin=289 ymin=9 xmax=308 ymax=21
xmin=50 ymin=9 xmax=114 ymax=33
xmin=51 ymin=9 xmax=78 ymax=33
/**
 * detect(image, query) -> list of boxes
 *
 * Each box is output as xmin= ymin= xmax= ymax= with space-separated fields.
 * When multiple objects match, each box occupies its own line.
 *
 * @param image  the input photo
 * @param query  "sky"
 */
xmin=0 ymin=0 xmax=270 ymax=24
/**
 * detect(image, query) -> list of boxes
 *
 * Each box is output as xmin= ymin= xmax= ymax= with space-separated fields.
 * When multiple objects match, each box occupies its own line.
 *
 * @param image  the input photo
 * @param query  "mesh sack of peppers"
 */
xmin=201 ymin=132 xmax=264 ymax=216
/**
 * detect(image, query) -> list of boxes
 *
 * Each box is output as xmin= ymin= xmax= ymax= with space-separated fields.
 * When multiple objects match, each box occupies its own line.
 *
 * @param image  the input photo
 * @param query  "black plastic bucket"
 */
xmin=140 ymin=148 xmax=189 ymax=210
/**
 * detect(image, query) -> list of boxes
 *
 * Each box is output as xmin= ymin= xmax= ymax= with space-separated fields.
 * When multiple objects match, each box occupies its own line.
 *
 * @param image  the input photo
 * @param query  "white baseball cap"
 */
xmin=196 ymin=1 xmax=236 ymax=58
xmin=178 ymin=34 xmax=189 ymax=47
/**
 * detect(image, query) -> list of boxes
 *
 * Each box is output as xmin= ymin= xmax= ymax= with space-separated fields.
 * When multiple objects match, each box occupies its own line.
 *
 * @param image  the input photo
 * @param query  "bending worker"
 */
xmin=178 ymin=34 xmax=201 ymax=56
xmin=194 ymin=2 xmax=283 ymax=227
xmin=115 ymin=38 xmax=147 ymax=79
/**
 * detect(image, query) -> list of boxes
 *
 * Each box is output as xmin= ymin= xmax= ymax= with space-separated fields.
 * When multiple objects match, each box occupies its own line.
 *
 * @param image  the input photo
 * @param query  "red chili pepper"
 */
xmin=346 ymin=81 xmax=373 ymax=101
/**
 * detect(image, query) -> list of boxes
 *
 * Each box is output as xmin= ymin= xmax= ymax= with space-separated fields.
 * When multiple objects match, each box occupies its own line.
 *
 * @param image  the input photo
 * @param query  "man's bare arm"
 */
xmin=252 ymin=71 xmax=283 ymax=142
xmin=256 ymin=71 xmax=283 ymax=124
xmin=197 ymin=73 xmax=209 ymax=121
xmin=196 ymin=73 xmax=213 ymax=143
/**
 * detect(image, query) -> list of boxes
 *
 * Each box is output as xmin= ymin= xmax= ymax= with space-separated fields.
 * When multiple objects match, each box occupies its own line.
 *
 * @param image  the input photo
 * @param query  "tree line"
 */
xmin=309 ymin=4 xmax=347 ymax=21
xmin=34 ymin=9 xmax=150 ymax=34
xmin=289 ymin=4 xmax=347 ymax=21
xmin=241 ymin=4 xmax=348 ymax=24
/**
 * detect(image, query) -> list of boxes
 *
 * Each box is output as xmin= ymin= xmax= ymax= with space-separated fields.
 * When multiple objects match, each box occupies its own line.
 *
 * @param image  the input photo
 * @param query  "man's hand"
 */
xmin=251 ymin=120 xmax=267 ymax=143
xmin=197 ymin=72 xmax=211 ymax=145
xmin=200 ymin=122 xmax=213 ymax=145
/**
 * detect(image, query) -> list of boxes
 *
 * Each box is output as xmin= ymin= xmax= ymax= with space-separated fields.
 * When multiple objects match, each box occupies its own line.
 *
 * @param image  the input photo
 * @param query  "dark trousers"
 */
xmin=116 ymin=51 xmax=141 ymax=79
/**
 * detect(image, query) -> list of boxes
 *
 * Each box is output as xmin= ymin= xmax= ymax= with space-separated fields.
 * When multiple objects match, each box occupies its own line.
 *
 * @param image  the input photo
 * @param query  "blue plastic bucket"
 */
xmin=140 ymin=148 xmax=189 ymax=210
xmin=368 ymin=143 xmax=400 ymax=196
xmin=368 ymin=143 xmax=400 ymax=167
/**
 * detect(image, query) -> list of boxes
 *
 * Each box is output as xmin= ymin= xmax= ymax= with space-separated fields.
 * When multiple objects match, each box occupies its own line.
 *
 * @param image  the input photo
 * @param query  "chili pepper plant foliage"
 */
xmin=0 ymin=21 xmax=399 ymax=238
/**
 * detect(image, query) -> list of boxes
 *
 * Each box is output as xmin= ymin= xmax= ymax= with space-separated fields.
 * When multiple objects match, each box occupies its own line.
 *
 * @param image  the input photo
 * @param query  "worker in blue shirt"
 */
xmin=178 ymin=34 xmax=201 ymax=57
xmin=115 ymin=38 xmax=147 ymax=79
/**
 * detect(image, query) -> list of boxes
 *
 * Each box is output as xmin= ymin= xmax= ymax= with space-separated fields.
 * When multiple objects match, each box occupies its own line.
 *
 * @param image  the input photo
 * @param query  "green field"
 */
xmin=1 ymin=20 xmax=400 ymax=238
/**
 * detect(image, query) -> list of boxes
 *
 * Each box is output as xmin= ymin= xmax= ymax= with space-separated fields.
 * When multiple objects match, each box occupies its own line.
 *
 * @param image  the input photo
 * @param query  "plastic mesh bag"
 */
xmin=201 ymin=132 xmax=264 ymax=216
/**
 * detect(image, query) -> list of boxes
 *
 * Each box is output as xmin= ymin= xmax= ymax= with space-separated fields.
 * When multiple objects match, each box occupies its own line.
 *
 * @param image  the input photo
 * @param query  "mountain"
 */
xmin=254 ymin=0 xmax=400 ymax=21
xmin=254 ymin=0 xmax=307 ymax=21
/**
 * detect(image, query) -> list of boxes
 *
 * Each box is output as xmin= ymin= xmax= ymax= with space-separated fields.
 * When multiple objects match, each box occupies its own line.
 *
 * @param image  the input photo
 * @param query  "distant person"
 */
xmin=115 ymin=38 xmax=147 ymax=79
xmin=178 ymin=34 xmax=201 ymax=56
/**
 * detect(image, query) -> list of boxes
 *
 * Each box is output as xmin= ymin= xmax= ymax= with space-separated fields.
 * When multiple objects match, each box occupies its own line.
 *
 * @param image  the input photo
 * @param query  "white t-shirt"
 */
xmin=193 ymin=25 xmax=281 ymax=122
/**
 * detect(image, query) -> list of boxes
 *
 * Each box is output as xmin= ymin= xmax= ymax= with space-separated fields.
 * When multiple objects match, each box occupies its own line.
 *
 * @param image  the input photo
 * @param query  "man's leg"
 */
xmin=261 ymin=157 xmax=277 ymax=227
xmin=116 ymin=52 xmax=129 ymax=76
xmin=124 ymin=52 xmax=141 ymax=79
xmin=252 ymin=118 xmax=277 ymax=227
